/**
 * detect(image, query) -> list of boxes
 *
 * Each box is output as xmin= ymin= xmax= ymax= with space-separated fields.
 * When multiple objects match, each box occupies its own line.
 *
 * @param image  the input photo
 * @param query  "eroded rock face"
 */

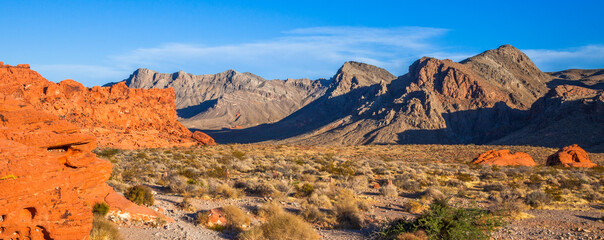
xmin=192 ymin=131 xmax=217 ymax=146
xmin=472 ymin=150 xmax=536 ymax=166
xmin=0 ymin=94 xmax=162 ymax=239
xmin=0 ymin=62 xmax=213 ymax=149
xmin=546 ymin=145 xmax=597 ymax=168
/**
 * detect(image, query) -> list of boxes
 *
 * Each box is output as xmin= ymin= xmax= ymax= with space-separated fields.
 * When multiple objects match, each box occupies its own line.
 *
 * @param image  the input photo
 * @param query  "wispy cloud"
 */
xmin=31 ymin=26 xmax=604 ymax=87
xmin=523 ymin=45 xmax=604 ymax=71
xmin=109 ymin=26 xmax=452 ymax=81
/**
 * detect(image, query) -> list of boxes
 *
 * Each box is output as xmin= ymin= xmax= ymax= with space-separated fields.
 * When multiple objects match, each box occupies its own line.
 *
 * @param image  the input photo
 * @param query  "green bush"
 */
xmin=93 ymin=202 xmax=110 ymax=216
xmin=125 ymin=185 xmax=154 ymax=206
xmin=379 ymin=200 xmax=503 ymax=240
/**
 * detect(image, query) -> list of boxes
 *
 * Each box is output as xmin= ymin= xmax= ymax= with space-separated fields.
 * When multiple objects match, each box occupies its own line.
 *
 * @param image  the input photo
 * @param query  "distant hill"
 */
xmin=114 ymin=45 xmax=604 ymax=152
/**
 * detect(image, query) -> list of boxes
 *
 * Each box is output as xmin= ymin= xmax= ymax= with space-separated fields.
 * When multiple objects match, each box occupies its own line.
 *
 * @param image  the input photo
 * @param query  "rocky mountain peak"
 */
xmin=328 ymin=61 xmax=395 ymax=97
xmin=461 ymin=44 xmax=551 ymax=109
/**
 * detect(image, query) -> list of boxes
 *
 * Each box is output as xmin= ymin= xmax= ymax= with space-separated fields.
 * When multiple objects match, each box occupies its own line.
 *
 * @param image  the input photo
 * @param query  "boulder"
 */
xmin=0 ymin=94 xmax=164 ymax=239
xmin=472 ymin=149 xmax=536 ymax=166
xmin=192 ymin=131 xmax=217 ymax=145
xmin=546 ymin=144 xmax=597 ymax=168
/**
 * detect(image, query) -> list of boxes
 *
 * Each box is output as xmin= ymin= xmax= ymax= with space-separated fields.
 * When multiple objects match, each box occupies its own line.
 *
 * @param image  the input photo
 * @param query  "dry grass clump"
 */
xmin=223 ymin=205 xmax=251 ymax=231
xmin=395 ymin=230 xmax=428 ymax=240
xmin=380 ymin=183 xmax=399 ymax=197
xmin=404 ymin=200 xmax=426 ymax=214
xmin=240 ymin=204 xmax=319 ymax=240
xmin=90 ymin=214 xmax=122 ymax=240
xmin=177 ymin=196 xmax=196 ymax=213
xmin=334 ymin=196 xmax=365 ymax=229
xmin=525 ymin=190 xmax=550 ymax=208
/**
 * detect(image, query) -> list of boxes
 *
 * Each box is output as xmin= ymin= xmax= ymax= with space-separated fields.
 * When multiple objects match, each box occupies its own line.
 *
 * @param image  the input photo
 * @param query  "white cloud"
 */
xmin=108 ymin=26 xmax=453 ymax=81
xmin=523 ymin=45 xmax=604 ymax=71
xmin=31 ymin=26 xmax=603 ymax=87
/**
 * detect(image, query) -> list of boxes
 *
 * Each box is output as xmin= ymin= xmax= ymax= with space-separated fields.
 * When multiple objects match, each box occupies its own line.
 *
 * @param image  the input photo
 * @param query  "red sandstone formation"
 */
xmin=0 ymin=62 xmax=214 ymax=149
xmin=0 ymin=94 xmax=163 ymax=239
xmin=546 ymin=144 xmax=597 ymax=168
xmin=204 ymin=208 xmax=228 ymax=228
xmin=192 ymin=130 xmax=217 ymax=145
xmin=472 ymin=149 xmax=537 ymax=166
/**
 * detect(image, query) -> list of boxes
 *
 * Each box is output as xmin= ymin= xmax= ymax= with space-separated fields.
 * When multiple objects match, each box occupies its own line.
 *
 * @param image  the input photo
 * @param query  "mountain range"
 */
xmin=114 ymin=45 xmax=604 ymax=152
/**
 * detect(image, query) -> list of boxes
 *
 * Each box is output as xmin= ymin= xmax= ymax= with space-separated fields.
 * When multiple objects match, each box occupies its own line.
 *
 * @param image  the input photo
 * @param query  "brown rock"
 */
xmin=472 ymin=149 xmax=536 ymax=166
xmin=546 ymin=144 xmax=597 ymax=168
xmin=0 ymin=63 xmax=214 ymax=149
xmin=0 ymin=94 xmax=164 ymax=239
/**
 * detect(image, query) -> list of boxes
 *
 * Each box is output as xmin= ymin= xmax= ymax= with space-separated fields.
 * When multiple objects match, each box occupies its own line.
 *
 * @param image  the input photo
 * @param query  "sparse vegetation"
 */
xmin=90 ymin=214 xmax=122 ymax=240
xmin=240 ymin=204 xmax=319 ymax=240
xmin=125 ymin=185 xmax=154 ymax=206
xmin=100 ymin=144 xmax=604 ymax=238
xmin=379 ymin=200 xmax=503 ymax=240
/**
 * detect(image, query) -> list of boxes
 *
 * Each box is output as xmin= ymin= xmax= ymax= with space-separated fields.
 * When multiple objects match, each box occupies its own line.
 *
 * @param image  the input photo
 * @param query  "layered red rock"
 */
xmin=472 ymin=149 xmax=537 ymax=166
xmin=546 ymin=144 xmax=597 ymax=168
xmin=0 ymin=94 xmax=163 ymax=239
xmin=0 ymin=62 xmax=214 ymax=149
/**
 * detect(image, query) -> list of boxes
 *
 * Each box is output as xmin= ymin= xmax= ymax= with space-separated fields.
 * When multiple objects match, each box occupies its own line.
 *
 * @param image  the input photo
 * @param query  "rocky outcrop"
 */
xmin=546 ymin=145 xmax=597 ymax=168
xmin=192 ymin=131 xmax=216 ymax=146
xmin=0 ymin=94 xmax=162 ymax=240
xmin=119 ymin=68 xmax=328 ymax=129
xmin=491 ymin=85 xmax=604 ymax=152
xmin=0 ymin=62 xmax=213 ymax=149
xmin=471 ymin=150 xmax=537 ymax=166
xmin=327 ymin=61 xmax=395 ymax=97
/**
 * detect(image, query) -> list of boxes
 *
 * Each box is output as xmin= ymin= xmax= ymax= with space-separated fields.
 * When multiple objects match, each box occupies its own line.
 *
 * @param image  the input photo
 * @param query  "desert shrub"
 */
xmin=177 ymin=196 xmax=196 ymax=213
xmin=380 ymin=184 xmax=399 ymax=197
xmin=232 ymin=150 xmax=246 ymax=160
xmin=347 ymin=175 xmax=368 ymax=193
xmin=405 ymin=200 xmax=426 ymax=214
xmin=96 ymin=148 xmax=121 ymax=159
xmin=240 ymin=207 xmax=319 ymax=240
xmin=421 ymin=188 xmax=444 ymax=201
xmin=248 ymin=181 xmax=278 ymax=197
xmin=334 ymin=198 xmax=364 ymax=229
xmin=90 ymin=215 xmax=122 ymax=240
xmin=256 ymin=203 xmax=285 ymax=219
xmin=395 ymin=230 xmax=428 ymax=240
xmin=295 ymin=183 xmax=315 ymax=197
xmin=125 ymin=185 xmax=154 ymax=206
xmin=308 ymin=193 xmax=333 ymax=209
xmin=482 ymin=183 xmax=505 ymax=192
xmin=166 ymin=174 xmax=188 ymax=194
xmin=274 ymin=181 xmax=293 ymax=196
xmin=301 ymin=204 xmax=328 ymax=224
xmin=525 ymin=191 xmax=550 ymax=208
xmin=544 ymin=187 xmax=563 ymax=201
xmin=455 ymin=172 xmax=475 ymax=182
xmin=223 ymin=205 xmax=251 ymax=232
xmin=379 ymin=200 xmax=503 ymax=240
xmin=211 ymin=183 xmax=241 ymax=199
xmin=490 ymin=188 xmax=524 ymax=217
xmin=92 ymin=202 xmax=110 ymax=216
xmin=394 ymin=178 xmax=421 ymax=193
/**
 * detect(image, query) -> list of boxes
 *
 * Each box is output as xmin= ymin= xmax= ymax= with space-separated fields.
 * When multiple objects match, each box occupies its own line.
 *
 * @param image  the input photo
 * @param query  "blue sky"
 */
xmin=1 ymin=0 xmax=603 ymax=86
